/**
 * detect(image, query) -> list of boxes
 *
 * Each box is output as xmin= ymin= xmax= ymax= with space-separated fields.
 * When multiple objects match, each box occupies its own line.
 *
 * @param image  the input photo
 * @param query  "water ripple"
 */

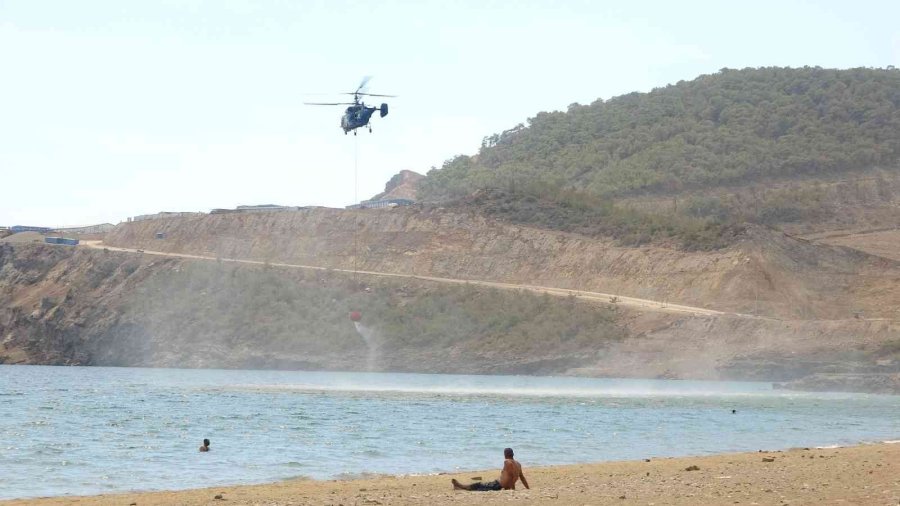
xmin=1 ymin=365 xmax=899 ymax=501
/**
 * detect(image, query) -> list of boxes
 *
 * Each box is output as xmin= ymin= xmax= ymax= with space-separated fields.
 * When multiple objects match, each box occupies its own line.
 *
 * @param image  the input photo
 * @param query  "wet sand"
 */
xmin=5 ymin=443 xmax=900 ymax=505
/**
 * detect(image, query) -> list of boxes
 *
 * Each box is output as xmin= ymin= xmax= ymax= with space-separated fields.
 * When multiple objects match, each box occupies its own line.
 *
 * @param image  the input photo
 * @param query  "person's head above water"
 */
xmin=203 ymin=439 xmax=210 ymax=447
xmin=504 ymin=448 xmax=514 ymax=459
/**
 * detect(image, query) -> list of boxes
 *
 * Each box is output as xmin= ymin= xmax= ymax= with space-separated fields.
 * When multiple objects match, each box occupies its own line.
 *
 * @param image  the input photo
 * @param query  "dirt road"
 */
xmin=83 ymin=241 xmax=733 ymax=318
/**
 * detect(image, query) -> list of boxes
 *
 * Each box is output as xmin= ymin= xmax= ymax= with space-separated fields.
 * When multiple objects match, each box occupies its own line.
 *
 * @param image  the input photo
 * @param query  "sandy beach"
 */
xmin=5 ymin=442 xmax=899 ymax=505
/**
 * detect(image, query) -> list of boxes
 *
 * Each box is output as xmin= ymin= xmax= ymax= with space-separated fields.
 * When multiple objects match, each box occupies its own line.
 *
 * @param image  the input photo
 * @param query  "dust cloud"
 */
xmin=353 ymin=321 xmax=380 ymax=372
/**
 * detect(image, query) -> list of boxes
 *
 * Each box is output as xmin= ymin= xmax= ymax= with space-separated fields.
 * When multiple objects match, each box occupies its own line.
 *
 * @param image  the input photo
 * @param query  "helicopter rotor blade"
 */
xmin=338 ymin=92 xmax=396 ymax=98
xmin=304 ymin=102 xmax=355 ymax=106
xmin=356 ymin=76 xmax=372 ymax=94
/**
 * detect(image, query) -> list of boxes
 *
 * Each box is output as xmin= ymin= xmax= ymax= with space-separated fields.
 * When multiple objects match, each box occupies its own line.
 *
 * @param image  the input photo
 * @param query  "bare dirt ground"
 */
xmin=6 ymin=443 xmax=899 ymax=506
xmin=83 ymin=241 xmax=727 ymax=318
xmin=0 ymin=231 xmax=45 ymax=244
xmin=100 ymin=207 xmax=900 ymax=321
xmin=5 ymin=242 xmax=895 ymax=383
xmin=73 ymin=240 xmax=900 ymax=386
xmin=815 ymin=229 xmax=900 ymax=262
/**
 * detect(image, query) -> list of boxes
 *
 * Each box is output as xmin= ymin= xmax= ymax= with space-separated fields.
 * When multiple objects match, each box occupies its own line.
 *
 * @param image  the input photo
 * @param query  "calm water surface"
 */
xmin=1 ymin=365 xmax=899 ymax=499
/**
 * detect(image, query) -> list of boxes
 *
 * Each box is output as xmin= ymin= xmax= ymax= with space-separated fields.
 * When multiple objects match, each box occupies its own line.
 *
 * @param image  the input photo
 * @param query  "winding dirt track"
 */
xmin=83 ymin=241 xmax=737 ymax=318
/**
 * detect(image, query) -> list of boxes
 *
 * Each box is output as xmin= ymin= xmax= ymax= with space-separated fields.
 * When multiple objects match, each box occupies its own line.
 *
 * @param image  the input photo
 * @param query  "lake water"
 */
xmin=2 ymin=365 xmax=899 ymax=499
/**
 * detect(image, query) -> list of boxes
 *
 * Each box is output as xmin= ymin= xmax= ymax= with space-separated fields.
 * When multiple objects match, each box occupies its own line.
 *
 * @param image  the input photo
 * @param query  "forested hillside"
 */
xmin=419 ymin=67 xmax=900 ymax=248
xmin=421 ymin=67 xmax=899 ymax=199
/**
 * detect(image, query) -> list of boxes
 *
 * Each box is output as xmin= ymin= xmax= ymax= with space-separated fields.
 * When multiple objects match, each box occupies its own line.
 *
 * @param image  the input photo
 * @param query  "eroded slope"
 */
xmin=105 ymin=208 xmax=900 ymax=320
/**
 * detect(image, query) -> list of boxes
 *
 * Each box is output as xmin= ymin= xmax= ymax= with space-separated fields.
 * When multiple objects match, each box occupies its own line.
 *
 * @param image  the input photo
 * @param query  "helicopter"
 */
xmin=305 ymin=77 xmax=395 ymax=135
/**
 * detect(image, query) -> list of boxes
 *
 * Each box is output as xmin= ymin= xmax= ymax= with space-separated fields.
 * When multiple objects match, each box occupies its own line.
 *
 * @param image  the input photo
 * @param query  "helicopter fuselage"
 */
xmin=341 ymin=104 xmax=378 ymax=133
xmin=304 ymin=78 xmax=392 ymax=135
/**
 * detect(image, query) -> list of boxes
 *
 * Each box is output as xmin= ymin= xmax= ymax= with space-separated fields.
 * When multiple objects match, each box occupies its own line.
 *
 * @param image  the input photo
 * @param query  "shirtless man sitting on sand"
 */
xmin=452 ymin=448 xmax=530 ymax=491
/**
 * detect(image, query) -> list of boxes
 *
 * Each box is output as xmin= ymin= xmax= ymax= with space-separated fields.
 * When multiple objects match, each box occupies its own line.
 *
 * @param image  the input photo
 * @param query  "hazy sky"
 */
xmin=1 ymin=0 xmax=898 ymax=226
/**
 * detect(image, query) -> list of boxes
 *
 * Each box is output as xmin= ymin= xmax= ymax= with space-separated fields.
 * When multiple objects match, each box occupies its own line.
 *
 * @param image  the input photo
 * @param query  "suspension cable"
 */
xmin=353 ymin=133 xmax=359 ymax=281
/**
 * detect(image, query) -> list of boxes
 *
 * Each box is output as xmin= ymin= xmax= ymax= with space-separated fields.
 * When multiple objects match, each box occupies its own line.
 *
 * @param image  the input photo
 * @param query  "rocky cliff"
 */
xmin=369 ymin=170 xmax=424 ymax=201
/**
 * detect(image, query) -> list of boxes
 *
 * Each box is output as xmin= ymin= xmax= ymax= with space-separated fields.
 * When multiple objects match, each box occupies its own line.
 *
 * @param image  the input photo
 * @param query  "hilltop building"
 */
xmin=236 ymin=204 xmax=303 ymax=212
xmin=53 ymin=223 xmax=115 ymax=235
xmin=10 ymin=225 xmax=52 ymax=234
xmin=347 ymin=169 xmax=421 ymax=209
xmin=210 ymin=204 xmax=309 ymax=214
xmin=130 ymin=211 xmax=202 ymax=222
xmin=346 ymin=198 xmax=415 ymax=210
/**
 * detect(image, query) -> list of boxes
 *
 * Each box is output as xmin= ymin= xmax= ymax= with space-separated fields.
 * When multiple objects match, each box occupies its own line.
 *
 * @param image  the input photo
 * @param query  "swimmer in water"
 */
xmin=199 ymin=438 xmax=210 ymax=452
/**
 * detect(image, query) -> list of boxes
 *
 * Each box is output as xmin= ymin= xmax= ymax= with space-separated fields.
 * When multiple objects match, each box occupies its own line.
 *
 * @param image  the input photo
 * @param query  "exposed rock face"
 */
xmin=369 ymin=170 xmax=424 ymax=201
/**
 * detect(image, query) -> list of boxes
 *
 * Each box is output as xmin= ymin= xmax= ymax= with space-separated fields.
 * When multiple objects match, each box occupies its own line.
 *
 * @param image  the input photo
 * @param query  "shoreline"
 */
xmin=4 ymin=362 xmax=900 ymax=397
xmin=4 ymin=442 xmax=899 ymax=505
